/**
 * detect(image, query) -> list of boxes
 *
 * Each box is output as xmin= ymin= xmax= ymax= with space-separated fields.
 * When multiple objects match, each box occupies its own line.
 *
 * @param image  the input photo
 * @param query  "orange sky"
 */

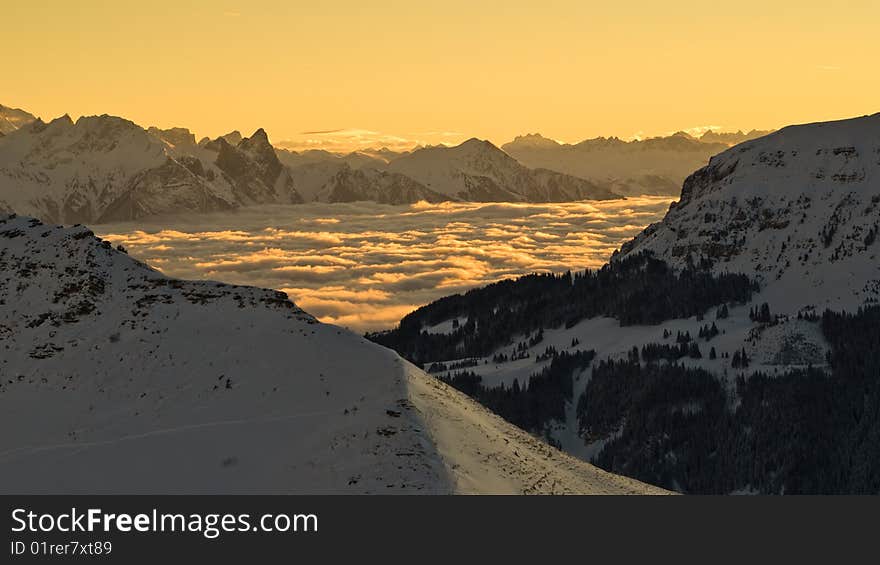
xmin=4 ymin=1 xmax=879 ymax=151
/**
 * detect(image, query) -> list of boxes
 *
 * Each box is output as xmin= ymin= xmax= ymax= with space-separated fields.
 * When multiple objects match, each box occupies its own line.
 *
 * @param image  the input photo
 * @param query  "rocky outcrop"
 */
xmin=211 ymin=130 xmax=302 ymax=205
xmin=619 ymin=113 xmax=880 ymax=313
xmin=0 ymin=104 xmax=36 ymax=134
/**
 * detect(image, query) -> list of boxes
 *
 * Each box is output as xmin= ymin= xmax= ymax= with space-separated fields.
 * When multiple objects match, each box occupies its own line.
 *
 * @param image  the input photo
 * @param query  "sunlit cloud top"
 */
xmin=96 ymin=197 xmax=672 ymax=332
xmin=275 ymin=128 xmax=467 ymax=154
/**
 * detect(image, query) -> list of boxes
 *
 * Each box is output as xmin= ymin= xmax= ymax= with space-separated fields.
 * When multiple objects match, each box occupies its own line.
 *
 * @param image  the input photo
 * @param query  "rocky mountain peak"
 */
xmin=0 ymin=103 xmax=37 ymax=134
xmin=147 ymin=126 xmax=197 ymax=150
xmin=221 ymin=130 xmax=243 ymax=146
xmin=247 ymin=127 xmax=270 ymax=143
xmin=503 ymin=133 xmax=561 ymax=150
xmin=620 ymin=112 xmax=880 ymax=313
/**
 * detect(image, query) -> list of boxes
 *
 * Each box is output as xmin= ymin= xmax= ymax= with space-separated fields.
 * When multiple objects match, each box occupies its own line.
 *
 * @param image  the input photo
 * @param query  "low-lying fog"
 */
xmin=97 ymin=197 xmax=672 ymax=332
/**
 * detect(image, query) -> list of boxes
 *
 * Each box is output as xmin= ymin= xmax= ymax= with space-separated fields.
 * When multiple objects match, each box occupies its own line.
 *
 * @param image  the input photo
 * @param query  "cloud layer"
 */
xmin=274 ymin=128 xmax=466 ymax=153
xmin=97 ymin=198 xmax=672 ymax=332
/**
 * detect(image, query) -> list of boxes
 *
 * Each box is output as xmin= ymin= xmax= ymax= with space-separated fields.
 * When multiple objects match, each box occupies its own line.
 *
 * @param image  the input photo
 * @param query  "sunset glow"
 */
xmin=5 ymin=1 xmax=879 ymax=150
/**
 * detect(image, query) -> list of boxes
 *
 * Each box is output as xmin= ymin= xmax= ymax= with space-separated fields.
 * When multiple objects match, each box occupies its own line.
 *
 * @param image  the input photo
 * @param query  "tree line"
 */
xmin=439 ymin=350 xmax=595 ymax=435
xmin=369 ymin=252 xmax=756 ymax=365
xmin=578 ymin=306 xmax=880 ymax=494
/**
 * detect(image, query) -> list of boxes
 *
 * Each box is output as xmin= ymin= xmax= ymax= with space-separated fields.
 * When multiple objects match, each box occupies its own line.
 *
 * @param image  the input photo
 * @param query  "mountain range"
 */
xmin=0 ymin=106 xmax=628 ymax=224
xmin=384 ymin=138 xmax=619 ymax=201
xmin=0 ymin=115 xmax=301 ymax=224
xmin=502 ymin=130 xmax=772 ymax=197
xmin=0 ymin=103 xmax=776 ymax=224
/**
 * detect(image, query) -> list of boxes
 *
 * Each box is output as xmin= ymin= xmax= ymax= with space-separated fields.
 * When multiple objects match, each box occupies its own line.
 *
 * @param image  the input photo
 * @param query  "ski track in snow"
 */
xmin=0 ymin=409 xmax=339 ymax=460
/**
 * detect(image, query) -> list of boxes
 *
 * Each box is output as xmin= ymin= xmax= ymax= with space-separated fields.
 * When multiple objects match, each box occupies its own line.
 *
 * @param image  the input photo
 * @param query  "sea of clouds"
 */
xmin=97 ymin=198 xmax=672 ymax=331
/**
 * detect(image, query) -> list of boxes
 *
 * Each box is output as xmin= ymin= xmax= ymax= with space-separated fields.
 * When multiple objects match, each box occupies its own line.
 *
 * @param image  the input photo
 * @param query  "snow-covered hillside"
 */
xmin=282 ymin=139 xmax=617 ymax=204
xmin=620 ymin=113 xmax=880 ymax=314
xmin=387 ymin=138 xmax=619 ymax=202
xmin=0 ymin=213 xmax=664 ymax=494
xmin=0 ymin=116 xmax=302 ymax=224
xmin=375 ymin=114 xmax=880 ymax=493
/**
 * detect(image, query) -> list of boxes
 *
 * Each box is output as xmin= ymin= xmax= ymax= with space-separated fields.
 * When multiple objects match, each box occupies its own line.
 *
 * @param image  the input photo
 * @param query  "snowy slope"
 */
xmin=285 ymin=160 xmax=345 ymax=201
xmin=278 ymin=147 xmax=450 ymax=204
xmin=388 ymin=138 xmax=619 ymax=202
xmin=384 ymin=114 xmax=880 ymax=476
xmin=279 ymin=148 xmax=450 ymax=204
xmin=276 ymin=148 xmax=389 ymax=170
xmin=287 ymin=161 xmax=450 ymax=204
xmin=620 ymin=113 xmax=880 ymax=314
xmin=420 ymin=305 xmax=829 ymax=467
xmin=0 ymin=214 xmax=664 ymax=494
xmin=317 ymin=165 xmax=451 ymax=204
xmin=0 ymin=104 xmax=36 ymax=135
xmin=147 ymin=126 xmax=200 ymax=153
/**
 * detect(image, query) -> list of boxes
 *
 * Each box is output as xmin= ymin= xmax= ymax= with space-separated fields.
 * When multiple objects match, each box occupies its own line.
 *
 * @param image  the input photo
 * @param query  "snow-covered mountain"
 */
xmin=289 ymin=162 xmax=450 ymax=204
xmin=0 ymin=105 xmax=626 ymax=220
xmin=282 ymin=138 xmax=620 ymax=203
xmin=502 ymin=132 xmax=732 ymax=196
xmin=0 ymin=116 xmax=302 ymax=224
xmin=387 ymin=138 xmax=619 ymax=202
xmin=0 ymin=213 xmax=665 ymax=494
xmin=619 ymin=113 xmax=880 ymax=313
xmin=276 ymin=148 xmax=390 ymax=169
xmin=147 ymin=126 xmax=199 ymax=152
xmin=279 ymin=150 xmax=450 ymax=204
xmin=699 ymin=129 xmax=774 ymax=146
xmin=0 ymin=104 xmax=36 ymax=135
xmin=374 ymin=114 xmax=880 ymax=494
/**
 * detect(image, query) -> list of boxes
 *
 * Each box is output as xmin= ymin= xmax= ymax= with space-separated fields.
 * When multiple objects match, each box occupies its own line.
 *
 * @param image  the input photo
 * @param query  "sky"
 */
xmin=4 ymin=1 xmax=879 ymax=151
